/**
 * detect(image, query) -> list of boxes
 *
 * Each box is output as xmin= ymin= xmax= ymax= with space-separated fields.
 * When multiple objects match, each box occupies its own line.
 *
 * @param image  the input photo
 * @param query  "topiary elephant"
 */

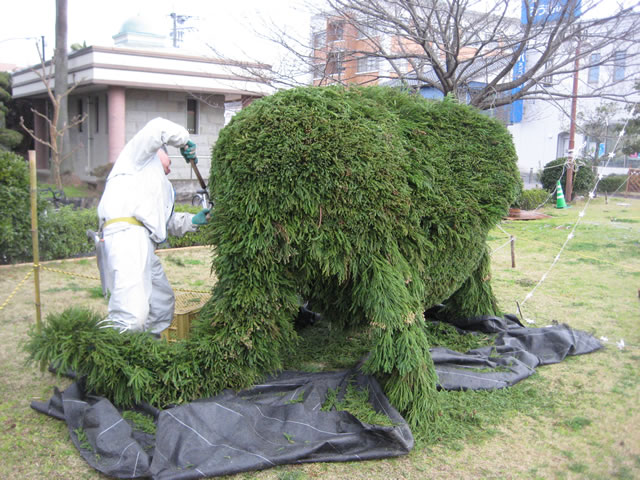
xmin=201 ymin=86 xmax=521 ymax=427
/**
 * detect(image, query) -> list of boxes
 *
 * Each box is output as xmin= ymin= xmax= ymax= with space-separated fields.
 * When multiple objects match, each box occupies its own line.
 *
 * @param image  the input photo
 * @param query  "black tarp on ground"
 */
xmin=431 ymin=314 xmax=603 ymax=390
xmin=31 ymin=316 xmax=602 ymax=479
xmin=33 ymin=368 xmax=413 ymax=479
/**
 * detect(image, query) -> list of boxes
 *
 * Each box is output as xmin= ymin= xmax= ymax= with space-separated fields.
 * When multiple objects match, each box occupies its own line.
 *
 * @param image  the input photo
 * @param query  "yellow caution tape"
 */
xmin=0 ymin=270 xmax=33 ymax=312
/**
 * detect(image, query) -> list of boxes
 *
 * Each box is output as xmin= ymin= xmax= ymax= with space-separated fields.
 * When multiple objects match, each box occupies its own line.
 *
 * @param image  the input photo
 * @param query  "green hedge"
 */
xmin=167 ymin=204 xmax=209 ymax=248
xmin=0 ymin=165 xmax=206 ymax=263
xmin=1 ymin=151 xmax=97 ymax=263
xmin=513 ymin=188 xmax=550 ymax=210
xmin=38 ymin=206 xmax=98 ymax=261
xmin=540 ymin=158 xmax=596 ymax=196
xmin=0 ymin=151 xmax=44 ymax=263
xmin=597 ymin=174 xmax=628 ymax=194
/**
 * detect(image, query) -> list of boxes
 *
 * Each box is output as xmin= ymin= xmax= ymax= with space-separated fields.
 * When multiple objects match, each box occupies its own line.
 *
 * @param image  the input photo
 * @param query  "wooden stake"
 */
xmin=510 ymin=235 xmax=516 ymax=269
xmin=29 ymin=150 xmax=42 ymax=332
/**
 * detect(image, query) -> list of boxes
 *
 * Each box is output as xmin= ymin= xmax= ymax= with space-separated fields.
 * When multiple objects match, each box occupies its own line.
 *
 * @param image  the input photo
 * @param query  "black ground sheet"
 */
xmin=32 ymin=315 xmax=602 ymax=479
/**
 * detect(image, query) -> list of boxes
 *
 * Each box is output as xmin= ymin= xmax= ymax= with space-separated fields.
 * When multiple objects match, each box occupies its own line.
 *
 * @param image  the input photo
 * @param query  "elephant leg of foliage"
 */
xmin=197 ymin=257 xmax=300 ymax=393
xmin=441 ymin=247 xmax=500 ymax=320
xmin=357 ymin=255 xmax=440 ymax=429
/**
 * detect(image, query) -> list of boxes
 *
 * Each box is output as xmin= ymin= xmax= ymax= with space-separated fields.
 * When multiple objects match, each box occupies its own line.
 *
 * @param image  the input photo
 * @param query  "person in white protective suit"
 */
xmin=97 ymin=117 xmax=209 ymax=334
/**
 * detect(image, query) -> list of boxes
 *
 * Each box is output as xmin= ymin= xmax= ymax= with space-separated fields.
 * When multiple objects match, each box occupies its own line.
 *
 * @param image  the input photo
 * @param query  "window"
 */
xmin=313 ymin=31 xmax=326 ymax=49
xmin=312 ymin=62 xmax=324 ymax=80
xmin=327 ymin=20 xmax=344 ymax=43
xmin=614 ymin=51 xmax=626 ymax=82
xmin=356 ymin=21 xmax=376 ymax=39
xmin=187 ymin=98 xmax=198 ymax=134
xmin=91 ymin=96 xmax=99 ymax=133
xmin=326 ymin=51 xmax=345 ymax=75
xmin=588 ymin=53 xmax=600 ymax=84
xmin=541 ymin=61 xmax=553 ymax=86
xmin=557 ymin=132 xmax=570 ymax=158
xmin=356 ymin=55 xmax=379 ymax=73
xmin=104 ymin=95 xmax=109 ymax=134
xmin=77 ymin=98 xmax=83 ymax=132
xmin=392 ymin=58 xmax=408 ymax=73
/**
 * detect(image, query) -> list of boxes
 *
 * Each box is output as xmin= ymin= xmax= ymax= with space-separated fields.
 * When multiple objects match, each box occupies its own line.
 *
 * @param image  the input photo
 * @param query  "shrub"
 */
xmin=0 ymin=129 xmax=23 ymax=150
xmin=166 ymin=204 xmax=208 ymax=248
xmin=540 ymin=158 xmax=596 ymax=195
xmin=0 ymin=151 xmax=46 ymax=263
xmin=597 ymin=174 xmax=628 ymax=194
xmin=515 ymin=188 xmax=550 ymax=210
xmin=38 ymin=206 xmax=98 ymax=261
xmin=35 ymin=202 xmax=208 ymax=260
xmin=1 ymin=151 xmax=100 ymax=263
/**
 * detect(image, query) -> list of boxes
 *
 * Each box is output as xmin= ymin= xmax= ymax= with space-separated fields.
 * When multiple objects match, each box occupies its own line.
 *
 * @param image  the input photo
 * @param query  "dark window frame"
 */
xmin=187 ymin=98 xmax=198 ymax=135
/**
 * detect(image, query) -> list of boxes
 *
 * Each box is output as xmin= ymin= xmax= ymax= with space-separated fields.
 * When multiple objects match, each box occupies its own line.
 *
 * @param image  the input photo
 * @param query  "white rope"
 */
xmin=490 ymin=238 xmax=513 ymax=256
xmin=495 ymin=223 xmax=512 ymax=238
xmin=519 ymin=106 xmax=637 ymax=310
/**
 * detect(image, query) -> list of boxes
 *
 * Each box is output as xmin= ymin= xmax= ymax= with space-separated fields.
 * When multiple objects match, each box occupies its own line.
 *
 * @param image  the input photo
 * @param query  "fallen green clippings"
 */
xmin=121 ymin=410 xmax=157 ymax=435
xmin=322 ymin=381 xmax=396 ymax=427
xmin=73 ymin=427 xmax=93 ymax=452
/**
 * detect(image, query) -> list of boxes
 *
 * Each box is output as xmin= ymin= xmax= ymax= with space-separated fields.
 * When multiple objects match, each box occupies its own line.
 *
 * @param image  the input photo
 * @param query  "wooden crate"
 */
xmin=161 ymin=292 xmax=210 ymax=342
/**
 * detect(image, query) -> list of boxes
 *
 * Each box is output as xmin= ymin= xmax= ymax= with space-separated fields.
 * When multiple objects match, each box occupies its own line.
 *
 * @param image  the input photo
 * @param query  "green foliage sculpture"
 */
xmin=25 ymin=86 xmax=520 ymax=433
xmin=203 ymin=86 xmax=520 ymax=426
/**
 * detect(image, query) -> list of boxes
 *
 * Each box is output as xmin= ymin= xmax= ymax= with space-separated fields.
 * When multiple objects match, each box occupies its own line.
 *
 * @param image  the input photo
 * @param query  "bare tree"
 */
xmin=259 ymin=0 xmax=640 ymax=110
xmin=19 ymin=49 xmax=86 ymax=189
xmin=576 ymin=101 xmax=621 ymax=164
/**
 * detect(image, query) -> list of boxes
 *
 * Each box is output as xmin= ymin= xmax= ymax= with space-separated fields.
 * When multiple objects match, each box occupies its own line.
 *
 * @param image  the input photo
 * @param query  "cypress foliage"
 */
xmin=25 ymin=86 xmax=520 ymax=433
xmin=205 ymin=86 xmax=520 ymax=427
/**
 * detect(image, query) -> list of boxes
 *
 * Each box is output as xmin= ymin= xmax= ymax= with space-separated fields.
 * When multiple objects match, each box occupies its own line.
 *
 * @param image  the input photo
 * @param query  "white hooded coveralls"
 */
xmin=97 ymin=118 xmax=197 ymax=334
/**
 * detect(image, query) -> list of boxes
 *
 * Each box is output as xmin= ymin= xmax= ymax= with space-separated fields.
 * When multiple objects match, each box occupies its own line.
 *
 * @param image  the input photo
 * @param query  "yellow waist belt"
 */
xmin=103 ymin=217 xmax=144 ymax=228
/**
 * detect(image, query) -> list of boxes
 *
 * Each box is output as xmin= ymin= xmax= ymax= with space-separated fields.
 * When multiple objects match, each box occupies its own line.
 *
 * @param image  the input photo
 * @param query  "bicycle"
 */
xmin=191 ymin=189 xmax=211 ymax=209
xmin=39 ymin=187 xmax=67 ymax=208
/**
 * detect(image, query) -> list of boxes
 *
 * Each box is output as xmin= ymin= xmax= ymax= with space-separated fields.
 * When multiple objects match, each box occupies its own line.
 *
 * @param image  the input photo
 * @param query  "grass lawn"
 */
xmin=0 ymin=196 xmax=638 ymax=479
xmin=38 ymin=182 xmax=99 ymax=199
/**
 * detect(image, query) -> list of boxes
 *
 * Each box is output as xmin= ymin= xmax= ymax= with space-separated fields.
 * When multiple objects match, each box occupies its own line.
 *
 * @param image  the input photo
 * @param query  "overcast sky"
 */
xmin=1 ymin=0 xmax=316 ymax=68
xmin=0 ymin=0 xmax=631 ymax=70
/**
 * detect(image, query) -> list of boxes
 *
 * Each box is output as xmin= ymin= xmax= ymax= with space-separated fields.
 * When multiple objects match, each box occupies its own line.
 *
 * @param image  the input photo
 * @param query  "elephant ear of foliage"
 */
xmin=540 ymin=157 xmax=596 ymax=195
xmin=205 ymin=86 xmax=520 ymax=426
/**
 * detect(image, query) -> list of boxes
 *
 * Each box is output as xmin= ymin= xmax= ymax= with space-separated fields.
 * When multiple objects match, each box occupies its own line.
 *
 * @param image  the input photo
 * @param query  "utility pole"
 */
xmin=566 ymin=41 xmax=580 ymax=203
xmin=170 ymin=13 xmax=194 ymax=48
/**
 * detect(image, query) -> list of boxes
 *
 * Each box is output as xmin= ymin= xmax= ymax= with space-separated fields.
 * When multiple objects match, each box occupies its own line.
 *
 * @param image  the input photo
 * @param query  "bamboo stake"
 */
xmin=510 ymin=235 xmax=516 ymax=269
xmin=29 ymin=150 xmax=42 ymax=331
